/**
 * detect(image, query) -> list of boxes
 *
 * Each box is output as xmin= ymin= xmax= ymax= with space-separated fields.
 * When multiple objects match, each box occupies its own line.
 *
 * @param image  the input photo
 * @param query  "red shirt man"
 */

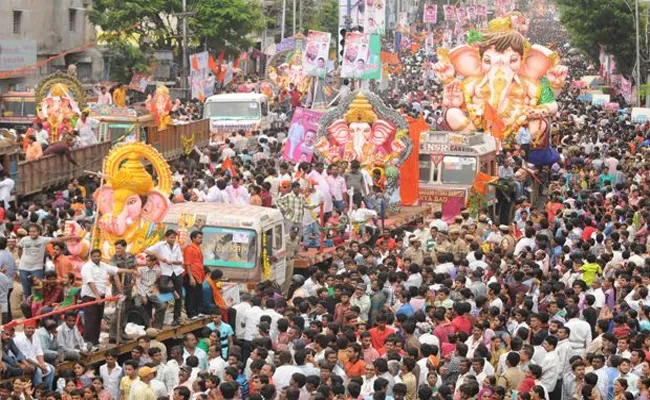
xmin=183 ymin=232 xmax=205 ymax=284
xmin=368 ymin=315 xmax=395 ymax=351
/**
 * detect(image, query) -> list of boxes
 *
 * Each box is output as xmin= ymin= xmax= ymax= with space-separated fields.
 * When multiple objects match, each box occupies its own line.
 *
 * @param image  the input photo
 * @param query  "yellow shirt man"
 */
xmin=113 ymin=86 xmax=127 ymax=107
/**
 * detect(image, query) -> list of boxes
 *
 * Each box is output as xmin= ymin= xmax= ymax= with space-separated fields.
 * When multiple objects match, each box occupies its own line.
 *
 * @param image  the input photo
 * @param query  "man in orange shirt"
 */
xmin=343 ymin=343 xmax=366 ymax=378
xmin=368 ymin=314 xmax=395 ymax=352
xmin=183 ymin=231 xmax=205 ymax=319
xmin=52 ymin=242 xmax=74 ymax=279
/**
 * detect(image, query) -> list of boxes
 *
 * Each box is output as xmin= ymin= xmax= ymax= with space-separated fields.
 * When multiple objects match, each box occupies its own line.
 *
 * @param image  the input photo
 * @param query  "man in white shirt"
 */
xmin=564 ymin=306 xmax=592 ymax=358
xmin=13 ymin=320 xmax=54 ymax=388
xmin=206 ymin=177 xmax=226 ymax=203
xmin=232 ymin=293 xmax=252 ymax=342
xmin=93 ymin=85 xmax=113 ymax=105
xmin=273 ymin=351 xmax=303 ymax=390
xmin=242 ymin=296 xmax=265 ymax=361
xmin=326 ymin=165 xmax=347 ymax=211
xmin=146 ymin=230 xmax=184 ymax=325
xmin=81 ymin=249 xmax=135 ymax=345
xmin=100 ymin=349 xmax=123 ymax=400
xmin=540 ymin=336 xmax=560 ymax=396
xmin=224 ymin=176 xmax=250 ymax=205
xmin=0 ymin=172 xmax=14 ymax=210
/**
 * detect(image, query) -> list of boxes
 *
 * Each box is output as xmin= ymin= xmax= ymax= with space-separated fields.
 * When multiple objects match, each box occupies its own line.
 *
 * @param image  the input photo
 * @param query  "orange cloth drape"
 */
xmin=400 ymin=116 xmax=428 ymax=206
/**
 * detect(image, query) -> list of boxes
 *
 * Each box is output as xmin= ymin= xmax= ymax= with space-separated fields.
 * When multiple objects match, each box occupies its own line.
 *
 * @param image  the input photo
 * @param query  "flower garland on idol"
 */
xmin=261 ymin=231 xmax=271 ymax=280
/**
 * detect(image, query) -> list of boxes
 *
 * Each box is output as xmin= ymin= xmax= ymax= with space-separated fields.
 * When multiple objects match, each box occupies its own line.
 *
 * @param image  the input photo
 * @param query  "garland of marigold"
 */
xmin=261 ymin=231 xmax=271 ymax=280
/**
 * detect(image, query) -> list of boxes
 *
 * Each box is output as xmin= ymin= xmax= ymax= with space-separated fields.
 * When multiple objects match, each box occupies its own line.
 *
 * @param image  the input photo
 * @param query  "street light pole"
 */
xmin=636 ymin=0 xmax=642 ymax=106
xmin=281 ymin=0 xmax=287 ymax=40
xmin=182 ymin=0 xmax=189 ymax=101
xmin=293 ymin=0 xmax=297 ymax=35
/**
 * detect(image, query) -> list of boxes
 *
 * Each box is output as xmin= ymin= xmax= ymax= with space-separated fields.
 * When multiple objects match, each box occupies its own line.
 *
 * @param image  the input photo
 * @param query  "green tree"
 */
xmin=104 ymin=40 xmax=151 ymax=83
xmin=191 ymin=0 xmax=264 ymax=56
xmin=303 ymin=0 xmax=339 ymax=39
xmin=90 ymin=0 xmax=263 ymax=57
xmin=555 ymin=0 xmax=644 ymax=78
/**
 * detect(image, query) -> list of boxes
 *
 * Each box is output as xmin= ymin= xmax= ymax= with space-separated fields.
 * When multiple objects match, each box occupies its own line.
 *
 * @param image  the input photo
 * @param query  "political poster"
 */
xmin=476 ymin=5 xmax=488 ymax=26
xmin=364 ymin=0 xmax=386 ymax=35
xmin=467 ymin=6 xmax=477 ymax=22
xmin=282 ymin=107 xmax=324 ymax=163
xmin=129 ymin=73 xmax=153 ymax=92
xmin=456 ymin=7 xmax=468 ymax=25
xmin=425 ymin=33 xmax=436 ymax=57
xmin=423 ymin=3 xmax=438 ymax=24
xmin=443 ymin=5 xmax=456 ymax=21
xmin=341 ymin=33 xmax=381 ymax=80
xmin=303 ymin=30 xmax=331 ymax=78
xmin=189 ymin=51 xmax=214 ymax=101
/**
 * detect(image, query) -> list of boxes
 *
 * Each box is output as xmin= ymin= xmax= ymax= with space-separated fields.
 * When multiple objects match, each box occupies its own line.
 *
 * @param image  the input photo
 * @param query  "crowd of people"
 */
xmin=0 ymin=9 xmax=649 ymax=400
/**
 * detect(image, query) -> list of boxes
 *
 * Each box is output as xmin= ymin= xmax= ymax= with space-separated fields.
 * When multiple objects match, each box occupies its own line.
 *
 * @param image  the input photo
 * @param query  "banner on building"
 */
xmin=282 ymin=107 xmax=324 ymax=163
xmin=423 ymin=3 xmax=438 ymax=24
xmin=0 ymin=40 xmax=37 ymax=71
xmin=341 ymin=33 xmax=381 ymax=80
xmin=364 ymin=0 xmax=386 ymax=35
xmin=303 ymin=30 xmax=331 ymax=78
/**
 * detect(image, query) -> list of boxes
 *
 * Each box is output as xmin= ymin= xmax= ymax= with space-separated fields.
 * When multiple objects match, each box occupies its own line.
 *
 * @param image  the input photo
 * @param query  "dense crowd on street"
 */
xmin=0 ymin=11 xmax=650 ymax=400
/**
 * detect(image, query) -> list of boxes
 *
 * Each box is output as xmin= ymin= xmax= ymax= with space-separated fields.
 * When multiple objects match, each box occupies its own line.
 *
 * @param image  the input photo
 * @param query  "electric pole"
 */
xmin=293 ymin=0 xmax=297 ymax=35
xmin=281 ymin=0 xmax=287 ymax=39
xmin=182 ymin=0 xmax=189 ymax=100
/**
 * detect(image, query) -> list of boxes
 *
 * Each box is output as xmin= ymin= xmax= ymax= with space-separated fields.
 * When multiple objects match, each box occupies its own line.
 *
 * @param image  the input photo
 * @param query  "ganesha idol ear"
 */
xmin=520 ymin=45 xmax=553 ymax=81
xmin=142 ymin=190 xmax=172 ymax=224
xmin=449 ymin=45 xmax=482 ymax=77
xmin=93 ymin=187 xmax=114 ymax=215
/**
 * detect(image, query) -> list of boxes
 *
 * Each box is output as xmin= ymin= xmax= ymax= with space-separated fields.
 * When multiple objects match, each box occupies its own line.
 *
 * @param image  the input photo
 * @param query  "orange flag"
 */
xmin=222 ymin=156 xmax=238 ymax=177
xmin=484 ymin=103 xmax=505 ymax=142
xmin=472 ymin=171 xmax=498 ymax=195
xmin=191 ymin=54 xmax=199 ymax=71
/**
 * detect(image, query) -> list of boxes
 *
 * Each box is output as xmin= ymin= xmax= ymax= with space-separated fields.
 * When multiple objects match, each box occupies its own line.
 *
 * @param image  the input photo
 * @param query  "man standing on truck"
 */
xmin=277 ymin=181 xmax=309 ymax=235
xmin=146 ymin=230 xmax=185 ymax=326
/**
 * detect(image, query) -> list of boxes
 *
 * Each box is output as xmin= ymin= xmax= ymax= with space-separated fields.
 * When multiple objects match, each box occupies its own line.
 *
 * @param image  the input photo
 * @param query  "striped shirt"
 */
xmin=135 ymin=266 xmax=162 ymax=297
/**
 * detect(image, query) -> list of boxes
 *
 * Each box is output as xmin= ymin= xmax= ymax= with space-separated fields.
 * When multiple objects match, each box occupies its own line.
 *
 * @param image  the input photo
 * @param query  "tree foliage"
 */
xmin=191 ymin=0 xmax=264 ymax=56
xmin=90 ymin=0 xmax=263 ymax=57
xmin=105 ymin=40 xmax=151 ymax=83
xmin=303 ymin=0 xmax=339 ymax=39
xmin=555 ymin=0 xmax=643 ymax=78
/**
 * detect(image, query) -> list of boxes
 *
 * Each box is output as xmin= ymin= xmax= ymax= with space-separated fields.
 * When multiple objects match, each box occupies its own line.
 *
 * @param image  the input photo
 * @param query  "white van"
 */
xmin=203 ymin=93 xmax=271 ymax=142
xmin=162 ymin=203 xmax=287 ymax=285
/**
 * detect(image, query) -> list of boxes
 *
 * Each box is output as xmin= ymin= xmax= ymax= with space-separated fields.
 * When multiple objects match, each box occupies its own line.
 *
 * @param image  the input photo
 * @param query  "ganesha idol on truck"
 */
xmin=432 ymin=16 xmax=568 ymax=165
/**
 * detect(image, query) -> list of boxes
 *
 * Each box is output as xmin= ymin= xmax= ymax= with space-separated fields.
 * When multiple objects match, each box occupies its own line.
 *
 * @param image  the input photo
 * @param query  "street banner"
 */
xmin=423 ymin=3 xmax=438 ymax=24
xmin=282 ymin=107 xmax=324 ymax=163
xmin=425 ymin=33 xmax=436 ymax=57
xmin=189 ymin=51 xmax=214 ymax=101
xmin=364 ymin=0 xmax=386 ymax=35
xmin=129 ymin=73 xmax=153 ymax=93
xmin=341 ymin=33 xmax=381 ymax=80
xmin=456 ymin=7 xmax=468 ymax=25
xmin=443 ymin=5 xmax=456 ymax=21
xmin=303 ymin=30 xmax=331 ymax=78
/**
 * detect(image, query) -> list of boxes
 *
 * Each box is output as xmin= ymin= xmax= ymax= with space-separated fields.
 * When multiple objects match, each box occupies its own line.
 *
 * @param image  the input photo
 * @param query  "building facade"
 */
xmin=0 ymin=0 xmax=103 ymax=91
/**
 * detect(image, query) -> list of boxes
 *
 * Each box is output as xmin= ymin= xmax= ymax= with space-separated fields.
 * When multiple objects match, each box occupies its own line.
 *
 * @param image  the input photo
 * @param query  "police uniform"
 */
xmin=499 ymin=225 xmax=515 ymax=253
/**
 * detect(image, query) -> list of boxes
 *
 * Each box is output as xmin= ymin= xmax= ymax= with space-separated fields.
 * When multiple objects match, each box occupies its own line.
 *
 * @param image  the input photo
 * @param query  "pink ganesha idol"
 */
xmin=316 ymin=93 xmax=406 ymax=167
xmin=63 ymin=220 xmax=89 ymax=278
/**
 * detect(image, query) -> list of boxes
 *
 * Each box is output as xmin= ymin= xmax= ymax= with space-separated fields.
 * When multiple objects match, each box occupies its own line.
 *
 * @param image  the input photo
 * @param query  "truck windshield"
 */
xmin=202 ymin=227 xmax=257 ymax=269
xmin=203 ymin=101 xmax=260 ymax=120
xmin=441 ymin=156 xmax=477 ymax=185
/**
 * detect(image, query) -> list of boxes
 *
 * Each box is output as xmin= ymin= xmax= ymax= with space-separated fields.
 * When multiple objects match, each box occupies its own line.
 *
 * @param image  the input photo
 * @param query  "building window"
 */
xmin=69 ymin=9 xmax=77 ymax=32
xmin=13 ymin=11 xmax=22 ymax=35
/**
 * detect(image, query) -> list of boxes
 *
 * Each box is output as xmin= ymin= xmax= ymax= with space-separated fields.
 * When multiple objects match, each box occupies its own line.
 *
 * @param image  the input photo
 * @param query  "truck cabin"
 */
xmin=161 ymin=203 xmax=286 ymax=285
xmin=0 ymin=92 xmax=36 ymax=126
xmin=418 ymin=131 xmax=498 ymax=195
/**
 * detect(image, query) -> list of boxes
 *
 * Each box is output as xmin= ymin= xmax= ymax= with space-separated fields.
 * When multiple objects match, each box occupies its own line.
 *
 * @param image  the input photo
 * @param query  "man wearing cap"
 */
xmin=433 ymin=230 xmax=452 ymax=261
xmin=129 ymin=365 xmax=157 ymax=400
xmin=500 ymin=225 xmax=516 ymax=253
xmin=13 ymin=319 xmax=54 ymax=389
xmin=404 ymin=237 xmax=425 ymax=266
xmin=449 ymin=227 xmax=468 ymax=255
xmin=351 ymin=283 xmax=370 ymax=322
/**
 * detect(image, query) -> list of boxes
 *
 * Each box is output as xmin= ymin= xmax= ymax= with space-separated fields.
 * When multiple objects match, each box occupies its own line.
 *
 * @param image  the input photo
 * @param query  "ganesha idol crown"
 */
xmin=345 ymin=93 xmax=377 ymax=124
xmin=109 ymin=154 xmax=155 ymax=194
